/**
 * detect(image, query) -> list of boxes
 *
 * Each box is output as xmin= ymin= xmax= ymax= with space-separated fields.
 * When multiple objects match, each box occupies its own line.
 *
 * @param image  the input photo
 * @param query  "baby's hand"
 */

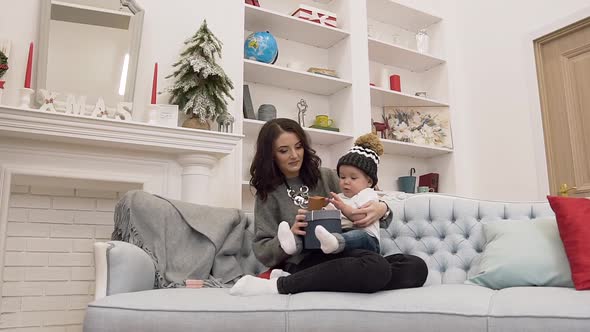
xmin=323 ymin=202 xmax=337 ymax=210
xmin=328 ymin=192 xmax=345 ymax=210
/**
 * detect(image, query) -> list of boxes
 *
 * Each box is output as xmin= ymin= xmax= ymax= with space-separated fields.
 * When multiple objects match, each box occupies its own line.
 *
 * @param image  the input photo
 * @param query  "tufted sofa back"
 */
xmin=239 ymin=194 xmax=554 ymax=285
xmin=380 ymin=194 xmax=554 ymax=286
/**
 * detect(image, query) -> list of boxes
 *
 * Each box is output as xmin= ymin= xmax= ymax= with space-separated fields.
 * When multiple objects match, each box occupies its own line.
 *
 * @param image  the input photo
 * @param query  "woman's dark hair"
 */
xmin=250 ymin=118 xmax=321 ymax=201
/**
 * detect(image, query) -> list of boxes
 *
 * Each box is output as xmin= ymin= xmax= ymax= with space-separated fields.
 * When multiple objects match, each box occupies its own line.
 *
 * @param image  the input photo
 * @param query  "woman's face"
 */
xmin=273 ymin=131 xmax=304 ymax=178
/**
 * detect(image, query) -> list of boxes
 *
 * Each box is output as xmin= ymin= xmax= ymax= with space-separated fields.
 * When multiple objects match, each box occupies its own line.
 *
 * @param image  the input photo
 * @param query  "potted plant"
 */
xmin=0 ymin=49 xmax=9 ymax=105
xmin=167 ymin=20 xmax=234 ymax=130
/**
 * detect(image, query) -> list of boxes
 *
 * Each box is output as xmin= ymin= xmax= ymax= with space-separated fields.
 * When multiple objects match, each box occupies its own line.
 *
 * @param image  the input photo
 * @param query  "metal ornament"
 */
xmin=297 ymin=99 xmax=308 ymax=126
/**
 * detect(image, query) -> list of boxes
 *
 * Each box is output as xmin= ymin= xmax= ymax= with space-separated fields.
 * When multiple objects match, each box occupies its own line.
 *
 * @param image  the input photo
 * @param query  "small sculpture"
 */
xmin=38 ymin=89 xmax=58 ymax=113
xmin=216 ymin=112 xmax=235 ymax=133
xmin=297 ymin=99 xmax=308 ymax=126
xmin=91 ymin=98 xmax=107 ymax=118
xmin=115 ymin=102 xmax=133 ymax=121
xmin=372 ymin=114 xmax=390 ymax=139
xmin=64 ymin=94 xmax=86 ymax=115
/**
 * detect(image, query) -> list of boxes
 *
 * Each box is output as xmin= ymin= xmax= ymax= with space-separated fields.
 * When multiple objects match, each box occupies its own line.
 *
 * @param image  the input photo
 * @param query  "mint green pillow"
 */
xmin=467 ymin=218 xmax=573 ymax=289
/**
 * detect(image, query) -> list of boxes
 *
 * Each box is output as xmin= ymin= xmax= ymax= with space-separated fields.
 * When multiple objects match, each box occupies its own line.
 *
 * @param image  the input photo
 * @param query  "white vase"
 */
xmin=379 ymin=68 xmax=390 ymax=89
xmin=416 ymin=29 xmax=430 ymax=54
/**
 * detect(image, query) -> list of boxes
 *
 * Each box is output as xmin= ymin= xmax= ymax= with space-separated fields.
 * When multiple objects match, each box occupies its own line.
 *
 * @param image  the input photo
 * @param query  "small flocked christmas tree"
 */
xmin=167 ymin=20 xmax=234 ymax=129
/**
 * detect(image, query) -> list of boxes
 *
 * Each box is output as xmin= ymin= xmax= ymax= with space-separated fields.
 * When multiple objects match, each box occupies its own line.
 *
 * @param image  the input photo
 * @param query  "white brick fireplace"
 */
xmin=0 ymin=106 xmax=243 ymax=330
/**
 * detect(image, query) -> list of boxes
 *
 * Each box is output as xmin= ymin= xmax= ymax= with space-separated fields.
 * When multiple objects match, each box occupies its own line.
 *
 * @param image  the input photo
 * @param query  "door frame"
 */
xmin=524 ymin=6 xmax=590 ymax=198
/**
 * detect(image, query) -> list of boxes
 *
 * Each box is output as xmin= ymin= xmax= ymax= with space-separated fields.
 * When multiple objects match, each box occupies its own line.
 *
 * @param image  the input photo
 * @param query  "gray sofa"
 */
xmin=84 ymin=194 xmax=590 ymax=332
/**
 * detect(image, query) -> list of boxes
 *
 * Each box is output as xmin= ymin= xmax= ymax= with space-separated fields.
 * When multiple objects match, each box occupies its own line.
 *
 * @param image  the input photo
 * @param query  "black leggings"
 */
xmin=277 ymin=249 xmax=428 ymax=294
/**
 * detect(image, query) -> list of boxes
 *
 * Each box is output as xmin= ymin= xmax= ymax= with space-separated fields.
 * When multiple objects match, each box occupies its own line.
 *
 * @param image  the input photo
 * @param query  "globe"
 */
xmin=244 ymin=31 xmax=278 ymax=64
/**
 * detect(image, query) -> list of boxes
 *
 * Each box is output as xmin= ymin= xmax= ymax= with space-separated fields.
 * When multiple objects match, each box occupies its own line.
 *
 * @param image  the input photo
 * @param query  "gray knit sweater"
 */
xmin=252 ymin=167 xmax=340 ymax=267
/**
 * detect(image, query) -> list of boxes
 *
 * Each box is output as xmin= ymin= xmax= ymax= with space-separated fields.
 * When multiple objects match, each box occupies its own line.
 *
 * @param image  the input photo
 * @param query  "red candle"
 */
xmin=151 ymin=62 xmax=158 ymax=104
xmin=389 ymin=74 xmax=401 ymax=92
xmin=24 ymin=42 xmax=33 ymax=89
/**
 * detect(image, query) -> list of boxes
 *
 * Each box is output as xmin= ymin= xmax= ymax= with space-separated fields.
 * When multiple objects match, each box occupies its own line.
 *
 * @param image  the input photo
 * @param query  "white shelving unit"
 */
xmin=245 ymin=4 xmax=349 ymax=48
xmin=381 ymin=139 xmax=452 ymax=158
xmin=366 ymin=0 xmax=441 ymax=32
xmin=367 ymin=38 xmax=445 ymax=72
xmin=239 ymin=1 xmax=455 ymax=205
xmin=243 ymin=59 xmax=352 ymax=96
xmin=369 ymin=86 xmax=448 ymax=108
xmin=243 ymin=119 xmax=353 ymax=145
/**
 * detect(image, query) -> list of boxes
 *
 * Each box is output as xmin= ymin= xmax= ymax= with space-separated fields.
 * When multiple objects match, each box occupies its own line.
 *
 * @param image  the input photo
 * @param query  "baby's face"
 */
xmin=338 ymin=165 xmax=372 ymax=198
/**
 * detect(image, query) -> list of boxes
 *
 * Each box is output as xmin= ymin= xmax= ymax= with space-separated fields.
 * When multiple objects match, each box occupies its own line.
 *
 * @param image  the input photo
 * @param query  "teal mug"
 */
xmin=398 ymin=176 xmax=416 ymax=193
xmin=418 ymin=186 xmax=434 ymax=193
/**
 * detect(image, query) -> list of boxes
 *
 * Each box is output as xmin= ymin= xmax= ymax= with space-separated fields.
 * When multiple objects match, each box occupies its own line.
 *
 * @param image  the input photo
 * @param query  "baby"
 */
xmin=279 ymin=133 xmax=384 ymax=255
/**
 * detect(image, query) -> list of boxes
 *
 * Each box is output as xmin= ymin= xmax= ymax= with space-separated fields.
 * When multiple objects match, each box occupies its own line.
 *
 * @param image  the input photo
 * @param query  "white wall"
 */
xmin=443 ymin=0 xmax=590 ymax=201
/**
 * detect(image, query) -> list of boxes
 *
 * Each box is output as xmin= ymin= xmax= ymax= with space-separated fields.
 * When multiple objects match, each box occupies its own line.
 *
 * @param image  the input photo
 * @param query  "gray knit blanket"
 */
xmin=112 ymin=190 xmax=247 ymax=288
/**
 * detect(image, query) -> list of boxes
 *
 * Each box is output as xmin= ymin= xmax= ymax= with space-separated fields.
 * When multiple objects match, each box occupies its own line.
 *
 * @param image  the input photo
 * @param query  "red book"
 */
xmin=418 ymin=173 xmax=439 ymax=192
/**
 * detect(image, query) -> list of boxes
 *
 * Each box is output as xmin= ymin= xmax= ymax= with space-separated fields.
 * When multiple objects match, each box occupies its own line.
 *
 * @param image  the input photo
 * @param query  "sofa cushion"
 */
xmin=287 ymin=284 xmax=494 ymax=332
xmin=85 ymin=288 xmax=290 ymax=332
xmin=467 ymin=218 xmax=573 ymax=289
xmin=85 ymin=285 xmax=494 ymax=332
xmin=488 ymin=286 xmax=590 ymax=332
xmin=547 ymin=196 xmax=590 ymax=290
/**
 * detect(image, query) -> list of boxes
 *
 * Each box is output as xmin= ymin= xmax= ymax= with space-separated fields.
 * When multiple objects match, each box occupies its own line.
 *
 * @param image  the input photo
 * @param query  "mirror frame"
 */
xmin=37 ymin=0 xmax=144 ymax=103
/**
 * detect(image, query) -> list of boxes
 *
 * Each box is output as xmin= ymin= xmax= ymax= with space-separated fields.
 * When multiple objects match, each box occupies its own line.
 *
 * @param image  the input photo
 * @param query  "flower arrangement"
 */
xmin=384 ymin=107 xmax=452 ymax=148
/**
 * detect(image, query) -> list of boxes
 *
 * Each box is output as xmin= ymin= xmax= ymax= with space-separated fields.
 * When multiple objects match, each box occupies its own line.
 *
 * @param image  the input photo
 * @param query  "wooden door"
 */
xmin=535 ymin=17 xmax=590 ymax=197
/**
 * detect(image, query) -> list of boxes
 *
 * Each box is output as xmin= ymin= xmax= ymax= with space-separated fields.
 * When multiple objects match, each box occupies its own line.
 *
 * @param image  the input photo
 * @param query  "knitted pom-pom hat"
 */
xmin=337 ymin=133 xmax=384 ymax=188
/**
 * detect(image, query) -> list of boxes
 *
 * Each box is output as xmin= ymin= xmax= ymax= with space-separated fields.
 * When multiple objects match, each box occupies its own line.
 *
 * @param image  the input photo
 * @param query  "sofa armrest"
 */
xmin=94 ymin=241 xmax=155 ymax=300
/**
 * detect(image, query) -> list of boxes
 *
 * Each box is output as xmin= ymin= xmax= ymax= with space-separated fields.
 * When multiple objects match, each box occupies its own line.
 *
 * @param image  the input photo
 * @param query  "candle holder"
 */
xmin=18 ymin=88 xmax=34 ymax=108
xmin=147 ymin=104 xmax=159 ymax=125
xmin=0 ymin=81 xmax=5 ymax=105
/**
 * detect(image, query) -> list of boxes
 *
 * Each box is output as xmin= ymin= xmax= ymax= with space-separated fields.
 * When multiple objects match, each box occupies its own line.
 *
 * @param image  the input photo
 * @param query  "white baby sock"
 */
xmin=270 ymin=269 xmax=291 ymax=279
xmin=315 ymin=225 xmax=339 ymax=254
xmin=278 ymin=221 xmax=297 ymax=255
xmin=229 ymin=275 xmax=279 ymax=296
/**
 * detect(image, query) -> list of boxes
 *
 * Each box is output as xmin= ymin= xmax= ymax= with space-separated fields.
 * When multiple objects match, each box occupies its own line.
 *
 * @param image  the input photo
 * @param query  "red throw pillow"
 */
xmin=547 ymin=195 xmax=590 ymax=290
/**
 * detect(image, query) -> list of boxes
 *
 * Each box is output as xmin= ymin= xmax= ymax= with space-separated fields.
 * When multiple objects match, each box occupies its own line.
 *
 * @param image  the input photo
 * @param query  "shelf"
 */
xmin=369 ymin=86 xmax=448 ymax=108
xmin=245 ymin=4 xmax=349 ymax=48
xmin=243 ymin=59 xmax=352 ymax=96
xmin=368 ymin=38 xmax=445 ymax=72
xmin=381 ymin=139 xmax=452 ymax=158
xmin=243 ymin=119 xmax=353 ymax=145
xmin=366 ymin=0 xmax=441 ymax=32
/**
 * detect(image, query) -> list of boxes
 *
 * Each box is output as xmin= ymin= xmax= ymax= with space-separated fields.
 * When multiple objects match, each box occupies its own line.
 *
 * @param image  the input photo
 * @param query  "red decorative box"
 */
xmin=291 ymin=4 xmax=338 ymax=28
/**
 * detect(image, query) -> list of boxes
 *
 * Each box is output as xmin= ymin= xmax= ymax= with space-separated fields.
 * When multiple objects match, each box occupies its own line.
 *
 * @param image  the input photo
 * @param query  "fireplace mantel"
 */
xmin=0 ymin=106 xmax=242 ymax=156
xmin=0 ymin=106 xmax=243 ymax=205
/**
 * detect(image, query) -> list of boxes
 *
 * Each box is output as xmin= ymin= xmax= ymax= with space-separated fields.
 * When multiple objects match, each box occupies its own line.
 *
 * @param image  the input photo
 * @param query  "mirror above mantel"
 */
xmin=37 ymin=0 xmax=144 ymax=108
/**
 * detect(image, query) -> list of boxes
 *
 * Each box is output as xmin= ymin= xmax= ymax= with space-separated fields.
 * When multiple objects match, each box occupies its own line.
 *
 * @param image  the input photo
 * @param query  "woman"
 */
xmin=230 ymin=118 xmax=427 ymax=296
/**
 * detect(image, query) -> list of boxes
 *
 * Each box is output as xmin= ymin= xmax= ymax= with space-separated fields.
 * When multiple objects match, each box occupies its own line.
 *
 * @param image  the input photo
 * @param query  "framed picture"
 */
xmin=243 ymin=85 xmax=256 ymax=119
xmin=382 ymin=106 xmax=453 ymax=149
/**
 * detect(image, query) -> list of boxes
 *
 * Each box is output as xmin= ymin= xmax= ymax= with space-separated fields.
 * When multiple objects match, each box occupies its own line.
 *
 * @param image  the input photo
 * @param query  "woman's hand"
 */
xmin=291 ymin=208 xmax=308 ymax=235
xmin=351 ymin=200 xmax=387 ymax=228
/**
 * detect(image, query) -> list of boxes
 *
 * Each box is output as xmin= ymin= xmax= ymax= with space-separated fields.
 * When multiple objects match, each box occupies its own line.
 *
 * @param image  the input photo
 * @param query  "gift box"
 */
xmin=303 ymin=209 xmax=341 ymax=249
xmin=291 ymin=4 xmax=338 ymax=28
